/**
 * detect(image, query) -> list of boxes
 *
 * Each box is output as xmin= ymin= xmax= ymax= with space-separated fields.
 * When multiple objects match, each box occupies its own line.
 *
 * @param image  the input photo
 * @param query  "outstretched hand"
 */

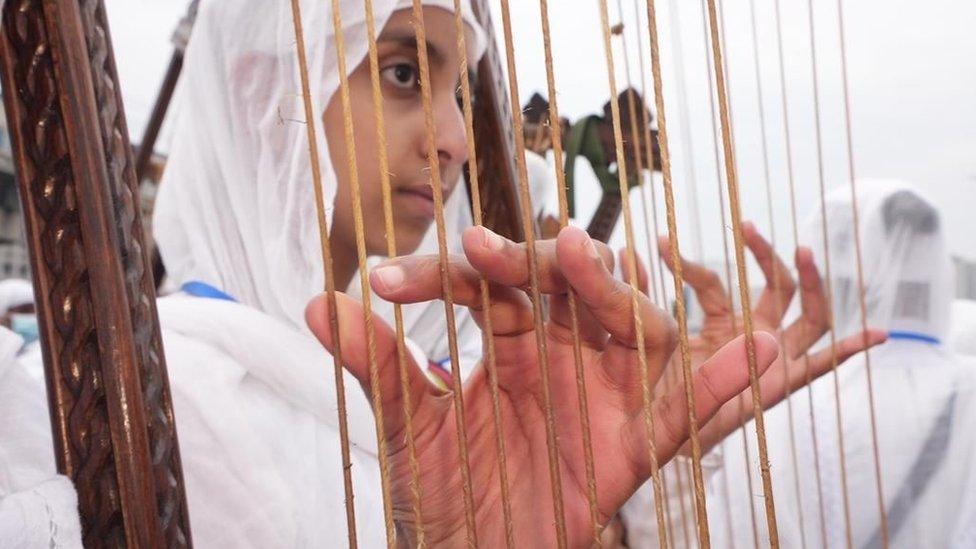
xmin=306 ymin=225 xmax=779 ymax=547
xmin=647 ymin=222 xmax=886 ymax=452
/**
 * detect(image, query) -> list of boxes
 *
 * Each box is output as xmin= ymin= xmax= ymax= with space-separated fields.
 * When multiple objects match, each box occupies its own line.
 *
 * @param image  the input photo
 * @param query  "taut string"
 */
xmin=704 ymin=0 xmax=781 ymax=544
xmin=772 ymin=0 xmax=828 ymax=544
xmin=408 ymin=2 xmax=479 ymax=545
xmin=288 ymin=1 xmax=359 ymax=544
xmin=835 ymin=0 xmax=889 ymax=544
xmin=538 ymin=0 xmax=603 ymax=543
xmin=449 ymin=1 xmax=515 ymax=546
xmin=804 ymin=1 xmax=854 ymax=545
xmin=640 ymin=0 xmax=714 ymax=544
xmin=362 ymin=0 xmax=426 ymax=544
xmin=497 ymin=1 xmax=569 ymax=545
xmin=327 ymin=0 xmax=398 ymax=543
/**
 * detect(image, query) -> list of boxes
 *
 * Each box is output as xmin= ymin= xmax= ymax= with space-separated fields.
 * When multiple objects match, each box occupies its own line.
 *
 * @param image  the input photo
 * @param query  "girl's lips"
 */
xmin=396 ymin=184 xmax=452 ymax=220
xmin=397 ymin=186 xmax=437 ymax=219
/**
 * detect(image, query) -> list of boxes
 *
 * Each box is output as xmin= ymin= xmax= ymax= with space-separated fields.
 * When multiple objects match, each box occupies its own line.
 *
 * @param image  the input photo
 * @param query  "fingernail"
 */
xmin=372 ymin=265 xmax=405 ymax=293
xmin=481 ymin=226 xmax=505 ymax=251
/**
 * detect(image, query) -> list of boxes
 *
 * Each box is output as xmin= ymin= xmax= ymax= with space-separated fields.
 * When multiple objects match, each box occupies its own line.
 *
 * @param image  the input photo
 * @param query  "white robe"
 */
xmin=708 ymin=340 xmax=976 ymax=549
xmin=0 ymin=295 xmax=399 ymax=547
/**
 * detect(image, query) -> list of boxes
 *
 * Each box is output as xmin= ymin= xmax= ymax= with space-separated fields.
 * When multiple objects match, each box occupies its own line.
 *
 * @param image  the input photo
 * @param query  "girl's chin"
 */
xmin=390 ymin=224 xmax=431 ymax=256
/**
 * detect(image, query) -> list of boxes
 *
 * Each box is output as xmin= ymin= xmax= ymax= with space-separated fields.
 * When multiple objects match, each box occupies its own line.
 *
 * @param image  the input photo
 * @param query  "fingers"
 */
xmin=743 ymin=222 xmax=796 ymax=323
xmin=463 ymin=226 xmax=614 ymax=293
xmin=619 ymin=248 xmax=651 ymax=296
xmin=657 ymin=235 xmax=730 ymax=317
xmin=803 ymin=329 xmax=888 ymax=382
xmin=462 ymin=226 xmax=613 ymax=346
xmin=556 ymin=226 xmax=677 ymax=382
xmin=781 ymin=247 xmax=830 ymax=358
xmin=305 ymin=291 xmax=430 ymax=435
xmin=632 ymin=332 xmax=779 ymax=467
xmin=369 ymin=253 xmax=534 ymax=337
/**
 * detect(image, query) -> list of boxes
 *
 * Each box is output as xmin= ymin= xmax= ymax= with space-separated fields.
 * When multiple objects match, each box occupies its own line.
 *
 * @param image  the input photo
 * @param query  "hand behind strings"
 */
xmin=306 ymin=225 xmax=779 ymax=547
xmin=624 ymin=221 xmax=887 ymax=454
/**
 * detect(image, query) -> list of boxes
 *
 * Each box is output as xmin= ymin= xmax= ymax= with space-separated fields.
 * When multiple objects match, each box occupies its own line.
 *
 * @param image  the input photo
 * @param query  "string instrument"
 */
xmin=0 ymin=0 xmax=890 ymax=547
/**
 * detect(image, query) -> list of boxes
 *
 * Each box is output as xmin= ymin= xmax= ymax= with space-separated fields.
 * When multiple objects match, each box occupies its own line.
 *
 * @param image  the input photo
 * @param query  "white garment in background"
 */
xmin=706 ymin=180 xmax=976 ymax=549
xmin=950 ymin=299 xmax=976 ymax=357
xmin=0 ymin=327 xmax=82 ymax=549
xmin=0 ymin=279 xmax=32 ymax=316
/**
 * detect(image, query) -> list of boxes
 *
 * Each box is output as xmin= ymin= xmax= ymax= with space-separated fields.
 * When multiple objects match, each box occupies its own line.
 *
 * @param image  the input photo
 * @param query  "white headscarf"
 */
xmin=801 ymin=179 xmax=953 ymax=342
xmin=153 ymin=0 xmax=486 ymax=331
xmin=0 ymin=279 xmax=33 ymax=317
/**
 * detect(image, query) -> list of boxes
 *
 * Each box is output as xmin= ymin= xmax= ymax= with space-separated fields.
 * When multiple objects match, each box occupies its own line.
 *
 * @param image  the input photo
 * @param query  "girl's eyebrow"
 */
xmin=377 ymin=31 xmax=444 ymax=66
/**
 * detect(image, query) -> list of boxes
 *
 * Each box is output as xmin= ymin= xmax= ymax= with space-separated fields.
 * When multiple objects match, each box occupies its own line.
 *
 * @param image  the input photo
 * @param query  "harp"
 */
xmin=0 ymin=0 xmax=905 ymax=547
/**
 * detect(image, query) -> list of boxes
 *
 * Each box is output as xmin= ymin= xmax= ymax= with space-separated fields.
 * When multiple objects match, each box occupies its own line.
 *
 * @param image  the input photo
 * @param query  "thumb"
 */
xmin=305 ymin=291 xmax=431 ymax=440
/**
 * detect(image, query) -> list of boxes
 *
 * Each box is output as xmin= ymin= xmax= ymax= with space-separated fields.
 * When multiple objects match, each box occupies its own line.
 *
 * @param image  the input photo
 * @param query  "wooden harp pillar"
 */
xmin=0 ymin=0 xmax=191 ymax=547
xmin=468 ymin=0 xmax=525 ymax=242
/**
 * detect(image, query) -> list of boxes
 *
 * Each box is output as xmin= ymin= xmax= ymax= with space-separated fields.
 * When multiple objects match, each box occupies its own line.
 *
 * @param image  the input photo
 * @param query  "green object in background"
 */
xmin=563 ymin=115 xmax=640 ymax=219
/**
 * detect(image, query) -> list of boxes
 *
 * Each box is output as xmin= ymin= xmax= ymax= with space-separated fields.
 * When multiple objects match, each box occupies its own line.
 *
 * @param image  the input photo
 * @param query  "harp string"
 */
xmin=664 ymin=1 xmax=705 ymax=263
xmin=772 ymin=0 xmax=828 ymax=544
xmin=613 ymin=1 xmax=672 ymax=546
xmin=327 ymin=0 xmax=399 ymax=544
xmin=408 ymin=1 xmax=480 ymax=545
xmin=704 ymin=0 xmax=783 ymax=544
xmin=288 ymin=1 xmax=359 ymax=545
xmin=496 ymin=2 xmax=569 ymax=545
xmin=804 ymin=0 xmax=854 ymax=545
xmin=745 ymin=0 xmax=808 ymax=544
xmin=663 ymin=0 xmax=749 ymax=541
xmin=537 ymin=0 xmax=603 ymax=543
xmin=715 ymin=14 xmax=764 ymax=537
xmin=629 ymin=7 xmax=683 ymax=538
xmin=835 ymin=0 xmax=889 ymax=544
xmin=449 ymin=1 xmax=516 ymax=546
xmin=694 ymin=0 xmax=756 ymax=545
xmin=716 ymin=10 xmax=766 ymax=547
xmin=362 ymin=0 xmax=426 ymax=543
xmin=640 ymin=0 xmax=714 ymax=543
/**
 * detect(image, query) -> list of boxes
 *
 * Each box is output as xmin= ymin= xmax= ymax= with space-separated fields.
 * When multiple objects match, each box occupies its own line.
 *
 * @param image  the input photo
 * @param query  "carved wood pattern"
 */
xmin=0 ymin=0 xmax=190 ymax=546
xmin=0 ymin=4 xmax=124 ymax=545
xmin=76 ymin=2 xmax=191 ymax=545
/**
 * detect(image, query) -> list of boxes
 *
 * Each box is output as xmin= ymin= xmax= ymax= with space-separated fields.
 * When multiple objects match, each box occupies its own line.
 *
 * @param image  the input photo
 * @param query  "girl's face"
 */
xmin=324 ymin=7 xmax=473 ymax=259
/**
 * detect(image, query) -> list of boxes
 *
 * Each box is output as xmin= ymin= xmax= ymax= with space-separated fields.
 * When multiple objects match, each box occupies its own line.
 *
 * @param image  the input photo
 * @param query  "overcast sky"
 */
xmin=107 ymin=0 xmax=976 ymax=276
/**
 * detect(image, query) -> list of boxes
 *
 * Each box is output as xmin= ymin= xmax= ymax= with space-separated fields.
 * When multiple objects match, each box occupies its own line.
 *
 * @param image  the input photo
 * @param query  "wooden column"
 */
xmin=0 ymin=0 xmax=191 ymax=546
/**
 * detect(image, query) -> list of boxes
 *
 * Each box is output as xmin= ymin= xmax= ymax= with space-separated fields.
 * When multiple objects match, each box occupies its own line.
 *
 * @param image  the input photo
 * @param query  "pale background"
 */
xmin=106 ymin=0 xmax=976 ymax=300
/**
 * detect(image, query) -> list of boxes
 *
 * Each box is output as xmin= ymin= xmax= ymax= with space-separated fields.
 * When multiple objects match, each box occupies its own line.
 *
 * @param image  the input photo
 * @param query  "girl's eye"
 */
xmin=381 ymin=63 xmax=419 ymax=90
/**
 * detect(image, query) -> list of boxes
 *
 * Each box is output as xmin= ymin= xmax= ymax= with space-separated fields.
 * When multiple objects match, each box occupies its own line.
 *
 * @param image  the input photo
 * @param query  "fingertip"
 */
xmin=557 ymin=224 xmax=589 ymax=246
xmin=656 ymin=234 xmax=669 ymax=250
xmin=461 ymin=226 xmax=483 ymax=253
xmin=752 ymin=331 xmax=781 ymax=371
xmin=795 ymin=246 xmax=814 ymax=265
xmin=462 ymin=225 xmax=506 ymax=255
xmin=742 ymin=220 xmax=756 ymax=236
xmin=556 ymin=225 xmax=596 ymax=263
xmin=304 ymin=293 xmax=333 ymax=347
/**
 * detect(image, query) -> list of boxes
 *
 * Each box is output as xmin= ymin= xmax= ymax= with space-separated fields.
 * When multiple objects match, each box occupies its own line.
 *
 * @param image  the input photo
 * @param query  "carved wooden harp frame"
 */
xmin=0 ymin=0 xmax=522 ymax=546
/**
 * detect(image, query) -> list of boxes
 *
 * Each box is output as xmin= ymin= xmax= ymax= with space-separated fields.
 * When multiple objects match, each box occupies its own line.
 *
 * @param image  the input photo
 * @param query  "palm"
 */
xmin=307 ymin=226 xmax=779 ymax=547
